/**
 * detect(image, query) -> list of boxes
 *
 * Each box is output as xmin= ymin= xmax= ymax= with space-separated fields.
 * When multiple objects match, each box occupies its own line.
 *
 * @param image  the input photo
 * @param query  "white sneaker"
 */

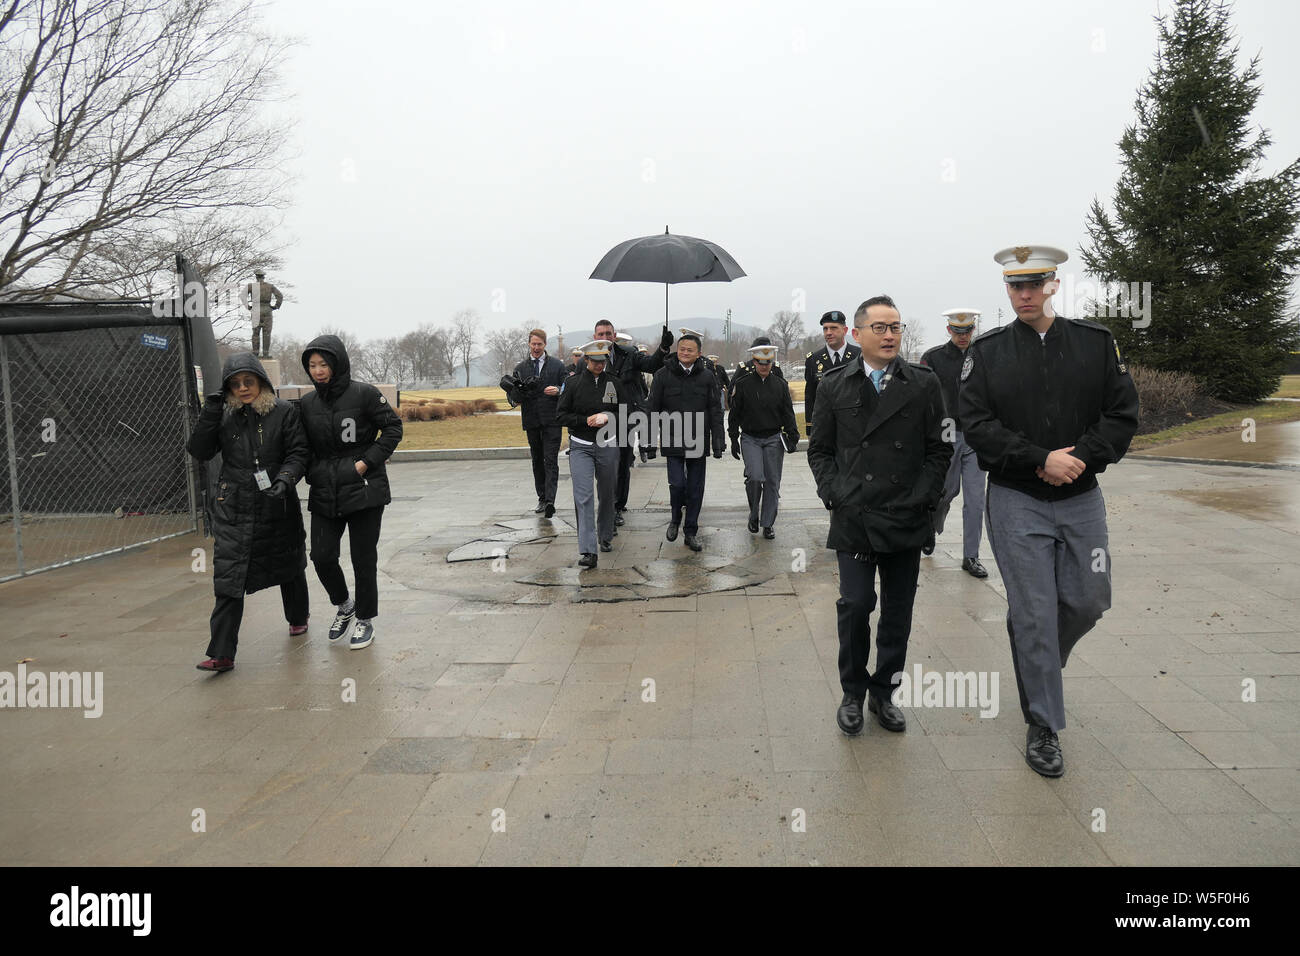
xmin=350 ymin=619 xmax=374 ymax=650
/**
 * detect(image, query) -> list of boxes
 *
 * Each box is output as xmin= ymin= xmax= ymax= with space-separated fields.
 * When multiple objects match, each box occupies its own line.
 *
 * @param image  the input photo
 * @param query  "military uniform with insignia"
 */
xmin=728 ymin=345 xmax=799 ymax=537
xmin=803 ymin=310 xmax=860 ymax=437
xmin=959 ymin=245 xmax=1140 ymax=777
xmin=556 ymin=340 xmax=634 ymax=567
xmin=920 ymin=308 xmax=987 ymax=575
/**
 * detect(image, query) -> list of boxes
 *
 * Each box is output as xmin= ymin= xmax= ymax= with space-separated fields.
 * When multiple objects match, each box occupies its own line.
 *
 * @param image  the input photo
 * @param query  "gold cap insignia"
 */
xmin=1013 ymin=246 xmax=1032 ymax=264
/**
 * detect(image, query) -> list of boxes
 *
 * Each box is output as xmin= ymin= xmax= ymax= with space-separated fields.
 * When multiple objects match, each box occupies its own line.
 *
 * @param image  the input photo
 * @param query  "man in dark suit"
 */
xmin=502 ymin=329 xmax=567 ymax=518
xmin=803 ymin=310 xmax=860 ymax=437
xmin=807 ymin=295 xmax=952 ymax=736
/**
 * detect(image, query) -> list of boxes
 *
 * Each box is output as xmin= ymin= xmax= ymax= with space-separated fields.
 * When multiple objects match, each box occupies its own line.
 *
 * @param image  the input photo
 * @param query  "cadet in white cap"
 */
xmin=920 ymin=308 xmax=987 ymax=576
xmin=555 ymin=340 xmax=633 ymax=568
xmin=728 ymin=345 xmax=799 ymax=538
xmin=960 ymin=244 xmax=1139 ymax=777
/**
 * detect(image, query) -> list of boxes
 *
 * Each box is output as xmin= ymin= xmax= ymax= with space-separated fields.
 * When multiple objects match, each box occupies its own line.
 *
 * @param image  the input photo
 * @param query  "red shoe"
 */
xmin=289 ymin=617 xmax=309 ymax=637
xmin=196 ymin=657 xmax=235 ymax=673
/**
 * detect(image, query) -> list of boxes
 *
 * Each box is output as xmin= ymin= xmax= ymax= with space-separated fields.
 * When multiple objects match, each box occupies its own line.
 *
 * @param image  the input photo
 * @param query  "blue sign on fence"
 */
xmin=141 ymin=333 xmax=169 ymax=350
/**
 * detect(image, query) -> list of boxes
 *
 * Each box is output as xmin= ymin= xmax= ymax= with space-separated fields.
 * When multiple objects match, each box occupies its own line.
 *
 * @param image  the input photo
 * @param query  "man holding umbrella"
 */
xmin=592 ymin=319 xmax=672 ymax=524
xmin=729 ymin=344 xmax=799 ymax=538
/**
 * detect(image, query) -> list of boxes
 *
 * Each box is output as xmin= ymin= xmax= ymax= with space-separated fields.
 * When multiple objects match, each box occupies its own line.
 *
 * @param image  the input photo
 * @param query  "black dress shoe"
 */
xmin=684 ymin=534 xmax=702 ymax=552
xmin=762 ymin=527 xmax=775 ymax=540
xmin=666 ymin=524 xmax=679 ymax=542
xmin=867 ymin=694 xmax=906 ymax=732
xmin=747 ymin=516 xmax=759 ymax=533
xmin=534 ymin=500 xmax=546 ymax=514
xmin=836 ymin=693 xmax=864 ymax=736
xmin=921 ymin=532 xmax=936 ymax=556
xmin=615 ymin=513 xmax=625 ymax=526
xmin=962 ymin=557 xmax=988 ymax=578
xmin=599 ymin=540 xmax=612 ymax=552
xmin=578 ymin=553 xmax=597 ymax=569
xmin=1025 ymin=725 xmax=1064 ymax=777
xmin=543 ymin=502 xmax=555 ymax=518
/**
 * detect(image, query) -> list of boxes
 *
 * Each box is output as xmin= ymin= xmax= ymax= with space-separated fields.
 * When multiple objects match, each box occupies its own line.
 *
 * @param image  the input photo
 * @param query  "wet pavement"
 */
xmin=1132 ymin=419 xmax=1300 ymax=467
xmin=1 ymin=452 xmax=1297 ymax=866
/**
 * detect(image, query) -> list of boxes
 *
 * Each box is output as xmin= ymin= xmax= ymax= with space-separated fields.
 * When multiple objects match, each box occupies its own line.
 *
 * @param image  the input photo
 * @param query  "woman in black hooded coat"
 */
xmin=299 ymin=334 xmax=403 ymax=650
xmin=187 ymin=352 xmax=310 ymax=672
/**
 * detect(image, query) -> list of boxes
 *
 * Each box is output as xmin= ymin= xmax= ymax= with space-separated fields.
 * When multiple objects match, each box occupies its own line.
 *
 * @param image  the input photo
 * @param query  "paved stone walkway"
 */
xmin=2 ymin=452 xmax=1297 ymax=865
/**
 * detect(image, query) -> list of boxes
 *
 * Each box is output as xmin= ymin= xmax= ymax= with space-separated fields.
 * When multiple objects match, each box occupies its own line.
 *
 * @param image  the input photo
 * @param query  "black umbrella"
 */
xmin=590 ymin=227 xmax=746 ymax=327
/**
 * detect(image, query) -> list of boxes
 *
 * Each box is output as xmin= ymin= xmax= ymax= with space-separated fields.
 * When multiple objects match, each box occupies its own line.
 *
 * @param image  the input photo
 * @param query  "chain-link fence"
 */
xmin=0 ymin=302 xmax=199 ymax=581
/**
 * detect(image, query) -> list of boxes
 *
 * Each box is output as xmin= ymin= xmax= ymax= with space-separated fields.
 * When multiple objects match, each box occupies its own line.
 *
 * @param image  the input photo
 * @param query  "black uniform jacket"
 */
xmin=187 ymin=353 xmax=308 ymax=598
xmin=299 ymin=335 xmax=404 ymax=518
xmin=609 ymin=341 xmax=666 ymax=410
xmin=648 ymin=359 xmax=726 ymax=458
xmin=729 ymin=369 xmax=798 ymax=445
xmin=807 ymin=358 xmax=952 ymax=554
xmin=508 ymin=354 xmax=567 ymax=430
xmin=919 ymin=340 xmax=966 ymax=431
xmin=556 ymin=366 xmax=634 ymax=444
xmin=803 ymin=343 xmax=861 ymax=436
xmin=958 ymin=317 xmax=1140 ymax=502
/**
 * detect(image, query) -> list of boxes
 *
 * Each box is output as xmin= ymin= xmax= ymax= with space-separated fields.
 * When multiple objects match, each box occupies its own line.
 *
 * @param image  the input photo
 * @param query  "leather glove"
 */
xmin=659 ymin=325 xmax=673 ymax=351
xmin=204 ymin=392 xmax=224 ymax=407
xmin=712 ymin=448 xmax=723 ymax=459
xmin=731 ymin=444 xmax=742 ymax=460
xmin=265 ymin=479 xmax=289 ymax=498
xmin=783 ymin=435 xmax=799 ymax=454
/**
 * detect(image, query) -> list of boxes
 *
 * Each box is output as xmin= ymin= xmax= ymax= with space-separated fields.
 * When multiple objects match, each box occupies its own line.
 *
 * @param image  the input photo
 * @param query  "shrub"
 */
xmin=1129 ymin=364 xmax=1201 ymax=416
xmin=473 ymin=398 xmax=498 ymax=413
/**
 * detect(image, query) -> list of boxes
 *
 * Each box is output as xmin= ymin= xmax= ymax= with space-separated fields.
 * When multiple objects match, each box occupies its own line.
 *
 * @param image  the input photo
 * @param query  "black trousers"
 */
xmin=835 ymin=548 xmax=921 ymax=701
xmin=616 ymin=445 xmax=635 ymax=511
xmin=207 ymin=570 xmax=309 ymax=661
xmin=526 ymin=425 xmax=561 ymax=504
xmin=666 ymin=454 xmax=707 ymax=534
xmin=310 ymin=506 xmax=384 ymax=620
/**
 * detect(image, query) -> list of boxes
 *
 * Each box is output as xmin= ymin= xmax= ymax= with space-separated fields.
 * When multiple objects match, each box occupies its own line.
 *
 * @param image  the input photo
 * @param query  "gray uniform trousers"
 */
xmin=985 ymin=482 xmax=1111 ymax=731
xmin=739 ymin=433 xmax=785 ymax=528
xmin=569 ymin=440 xmax=618 ymax=554
xmin=933 ymin=431 xmax=985 ymax=559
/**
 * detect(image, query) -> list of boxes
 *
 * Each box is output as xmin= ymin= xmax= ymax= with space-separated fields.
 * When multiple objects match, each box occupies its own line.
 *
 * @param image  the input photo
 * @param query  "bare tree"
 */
xmin=767 ymin=310 xmax=805 ymax=360
xmin=0 ymin=0 xmax=295 ymax=299
xmin=484 ymin=324 xmax=531 ymax=380
xmin=899 ymin=319 xmax=924 ymax=362
xmin=450 ymin=309 xmax=480 ymax=387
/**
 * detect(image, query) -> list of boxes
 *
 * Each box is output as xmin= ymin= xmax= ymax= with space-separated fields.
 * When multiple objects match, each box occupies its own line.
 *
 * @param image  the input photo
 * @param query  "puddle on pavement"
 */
xmin=1164 ymin=486 xmax=1300 ymax=523
xmin=1136 ymin=420 xmax=1300 ymax=466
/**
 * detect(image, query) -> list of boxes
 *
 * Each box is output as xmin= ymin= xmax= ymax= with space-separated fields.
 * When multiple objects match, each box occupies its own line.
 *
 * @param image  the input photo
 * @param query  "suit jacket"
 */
xmin=807 ymin=358 xmax=952 ymax=554
xmin=803 ymin=343 xmax=861 ymax=436
xmin=510 ymin=354 xmax=567 ymax=430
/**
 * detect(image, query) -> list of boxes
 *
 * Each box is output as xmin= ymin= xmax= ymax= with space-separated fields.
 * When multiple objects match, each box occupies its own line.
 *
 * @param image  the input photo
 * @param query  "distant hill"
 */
xmin=615 ymin=315 xmax=767 ymax=346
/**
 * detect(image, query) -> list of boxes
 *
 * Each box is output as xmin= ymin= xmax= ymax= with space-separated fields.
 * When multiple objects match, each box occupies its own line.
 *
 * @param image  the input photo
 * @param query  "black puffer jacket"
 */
xmin=299 ymin=335 xmax=404 ymax=518
xmin=187 ymin=353 xmax=308 ymax=598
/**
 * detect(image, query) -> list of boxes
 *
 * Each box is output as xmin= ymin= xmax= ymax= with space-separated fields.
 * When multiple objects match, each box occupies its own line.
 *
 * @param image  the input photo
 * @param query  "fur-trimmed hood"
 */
xmin=221 ymin=351 xmax=277 ymax=416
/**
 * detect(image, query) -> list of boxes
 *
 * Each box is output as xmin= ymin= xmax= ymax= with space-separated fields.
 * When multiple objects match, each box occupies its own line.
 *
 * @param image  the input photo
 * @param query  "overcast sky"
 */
xmin=258 ymin=0 xmax=1300 ymax=353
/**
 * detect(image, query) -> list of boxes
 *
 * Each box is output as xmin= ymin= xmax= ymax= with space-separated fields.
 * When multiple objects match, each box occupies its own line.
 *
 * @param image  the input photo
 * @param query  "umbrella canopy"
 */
xmin=590 ymin=228 xmax=745 ymax=327
xmin=590 ymin=231 xmax=746 ymax=284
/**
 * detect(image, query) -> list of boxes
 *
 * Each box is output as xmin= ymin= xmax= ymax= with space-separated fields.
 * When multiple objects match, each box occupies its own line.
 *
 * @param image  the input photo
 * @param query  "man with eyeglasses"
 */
xmin=808 ymin=295 xmax=951 ymax=737
xmin=920 ymin=308 xmax=987 ymax=576
xmin=959 ymin=245 xmax=1139 ymax=778
xmin=804 ymin=310 xmax=861 ymax=437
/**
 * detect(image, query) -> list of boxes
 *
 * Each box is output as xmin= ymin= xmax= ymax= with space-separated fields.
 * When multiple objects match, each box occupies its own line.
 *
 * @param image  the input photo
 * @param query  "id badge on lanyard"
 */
xmin=247 ymin=418 xmax=271 ymax=489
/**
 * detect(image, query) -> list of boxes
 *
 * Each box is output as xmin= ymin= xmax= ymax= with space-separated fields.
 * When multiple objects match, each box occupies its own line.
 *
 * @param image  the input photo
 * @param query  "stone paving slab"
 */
xmin=1 ymin=452 xmax=1298 ymax=865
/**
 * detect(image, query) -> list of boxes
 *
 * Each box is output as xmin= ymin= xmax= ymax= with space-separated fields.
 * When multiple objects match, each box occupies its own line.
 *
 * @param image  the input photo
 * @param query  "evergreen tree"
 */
xmin=1081 ymin=0 xmax=1300 ymax=403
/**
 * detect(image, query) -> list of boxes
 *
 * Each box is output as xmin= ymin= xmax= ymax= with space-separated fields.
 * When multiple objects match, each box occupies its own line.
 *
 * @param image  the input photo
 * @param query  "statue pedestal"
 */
xmin=261 ymin=358 xmax=282 ymax=389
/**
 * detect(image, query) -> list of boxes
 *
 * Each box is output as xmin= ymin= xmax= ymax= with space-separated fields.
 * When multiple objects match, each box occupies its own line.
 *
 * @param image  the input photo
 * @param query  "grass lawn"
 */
xmin=1131 ymin=401 xmax=1300 ymax=451
xmin=403 ymin=386 xmax=512 ymax=411
xmin=1271 ymin=375 xmax=1300 ymax=399
xmin=397 ymin=409 xmax=811 ymax=450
